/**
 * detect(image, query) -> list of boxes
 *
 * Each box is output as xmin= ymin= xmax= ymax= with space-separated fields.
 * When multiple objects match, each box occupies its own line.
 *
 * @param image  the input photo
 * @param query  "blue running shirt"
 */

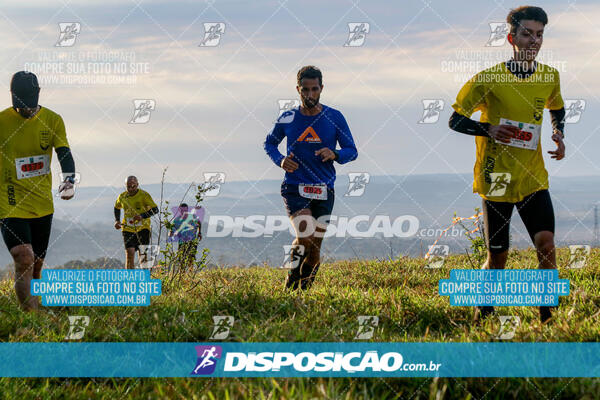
xmin=264 ymin=104 xmax=358 ymax=188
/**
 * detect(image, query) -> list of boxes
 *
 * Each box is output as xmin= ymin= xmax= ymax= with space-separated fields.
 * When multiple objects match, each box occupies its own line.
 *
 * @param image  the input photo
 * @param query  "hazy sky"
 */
xmin=1 ymin=0 xmax=598 ymax=188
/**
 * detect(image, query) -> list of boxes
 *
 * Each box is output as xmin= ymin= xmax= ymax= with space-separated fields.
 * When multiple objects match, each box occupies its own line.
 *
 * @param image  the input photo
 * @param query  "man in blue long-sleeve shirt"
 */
xmin=264 ymin=65 xmax=358 ymax=290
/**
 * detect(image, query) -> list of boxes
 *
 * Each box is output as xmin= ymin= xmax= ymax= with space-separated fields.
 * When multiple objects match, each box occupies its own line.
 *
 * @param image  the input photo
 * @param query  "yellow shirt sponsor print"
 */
xmin=452 ymin=62 xmax=564 ymax=203
xmin=0 ymin=107 xmax=70 ymax=219
xmin=114 ymin=189 xmax=157 ymax=233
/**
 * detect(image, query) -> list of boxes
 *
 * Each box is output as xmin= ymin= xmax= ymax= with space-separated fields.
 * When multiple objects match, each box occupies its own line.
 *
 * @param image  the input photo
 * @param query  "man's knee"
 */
xmin=11 ymin=245 xmax=35 ymax=269
xmin=292 ymin=213 xmax=317 ymax=239
xmin=534 ymin=231 xmax=555 ymax=253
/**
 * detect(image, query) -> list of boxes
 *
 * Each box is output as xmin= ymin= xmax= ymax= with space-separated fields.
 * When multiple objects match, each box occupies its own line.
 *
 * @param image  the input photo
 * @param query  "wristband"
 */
xmin=481 ymin=122 xmax=491 ymax=137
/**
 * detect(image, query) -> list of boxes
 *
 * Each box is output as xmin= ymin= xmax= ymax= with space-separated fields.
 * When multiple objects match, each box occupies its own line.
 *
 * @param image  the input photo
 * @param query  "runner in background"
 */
xmin=168 ymin=203 xmax=202 ymax=269
xmin=114 ymin=176 xmax=158 ymax=269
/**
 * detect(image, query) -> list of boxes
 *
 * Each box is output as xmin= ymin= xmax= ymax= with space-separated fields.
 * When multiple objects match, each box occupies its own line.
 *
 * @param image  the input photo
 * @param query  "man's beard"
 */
xmin=17 ymin=108 xmax=36 ymax=118
xmin=303 ymin=96 xmax=320 ymax=109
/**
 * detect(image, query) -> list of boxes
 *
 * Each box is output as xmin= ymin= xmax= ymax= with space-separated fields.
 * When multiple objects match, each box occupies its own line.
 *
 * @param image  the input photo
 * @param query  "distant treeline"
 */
xmin=1 ymin=257 xmax=125 ymax=279
xmin=59 ymin=257 xmax=125 ymax=269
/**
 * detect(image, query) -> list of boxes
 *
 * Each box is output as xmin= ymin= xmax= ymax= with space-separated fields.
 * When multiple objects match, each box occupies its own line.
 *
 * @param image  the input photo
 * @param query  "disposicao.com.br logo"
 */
xmin=206 ymin=214 xmax=420 ymax=238
xmin=191 ymin=345 xmax=222 ymax=375
xmin=191 ymin=347 xmax=441 ymax=376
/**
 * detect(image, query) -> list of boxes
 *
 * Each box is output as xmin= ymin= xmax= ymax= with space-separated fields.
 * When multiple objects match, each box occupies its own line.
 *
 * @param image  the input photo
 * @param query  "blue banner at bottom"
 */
xmin=0 ymin=342 xmax=599 ymax=377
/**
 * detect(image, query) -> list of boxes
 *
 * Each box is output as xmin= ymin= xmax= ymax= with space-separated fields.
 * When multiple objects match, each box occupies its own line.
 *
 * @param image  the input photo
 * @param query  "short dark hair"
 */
xmin=297 ymin=65 xmax=322 ymax=86
xmin=180 ymin=203 xmax=188 ymax=208
xmin=507 ymin=6 xmax=548 ymax=35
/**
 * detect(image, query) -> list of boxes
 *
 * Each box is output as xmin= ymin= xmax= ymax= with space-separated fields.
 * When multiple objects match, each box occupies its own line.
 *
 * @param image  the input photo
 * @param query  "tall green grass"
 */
xmin=0 ymin=247 xmax=598 ymax=399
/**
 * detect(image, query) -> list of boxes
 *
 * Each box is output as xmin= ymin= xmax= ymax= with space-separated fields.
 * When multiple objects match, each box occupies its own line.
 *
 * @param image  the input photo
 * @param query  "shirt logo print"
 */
xmin=297 ymin=127 xmax=321 ymax=143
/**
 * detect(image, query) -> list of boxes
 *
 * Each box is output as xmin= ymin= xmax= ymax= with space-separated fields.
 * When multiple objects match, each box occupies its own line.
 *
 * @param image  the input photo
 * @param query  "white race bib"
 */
xmin=497 ymin=118 xmax=541 ymax=151
xmin=15 ymin=155 xmax=50 ymax=180
xmin=299 ymin=184 xmax=327 ymax=200
xmin=125 ymin=218 xmax=142 ymax=229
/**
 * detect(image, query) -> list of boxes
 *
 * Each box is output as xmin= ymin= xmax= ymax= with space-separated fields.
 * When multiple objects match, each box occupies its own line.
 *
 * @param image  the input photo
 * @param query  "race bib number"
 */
xmin=299 ymin=184 xmax=327 ymax=200
xmin=125 ymin=218 xmax=141 ymax=229
xmin=15 ymin=155 xmax=50 ymax=180
xmin=497 ymin=118 xmax=541 ymax=151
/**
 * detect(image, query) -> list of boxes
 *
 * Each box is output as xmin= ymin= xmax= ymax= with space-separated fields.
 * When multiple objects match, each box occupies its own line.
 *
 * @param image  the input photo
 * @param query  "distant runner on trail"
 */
xmin=264 ymin=65 xmax=358 ymax=290
xmin=449 ymin=6 xmax=566 ymax=323
xmin=114 ymin=176 xmax=158 ymax=269
xmin=169 ymin=203 xmax=202 ymax=268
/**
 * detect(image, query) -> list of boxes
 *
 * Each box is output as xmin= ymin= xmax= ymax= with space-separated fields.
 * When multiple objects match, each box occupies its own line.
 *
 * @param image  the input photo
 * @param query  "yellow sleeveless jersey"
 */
xmin=0 ymin=106 xmax=69 ymax=219
xmin=452 ymin=62 xmax=564 ymax=203
xmin=114 ymin=189 xmax=157 ymax=233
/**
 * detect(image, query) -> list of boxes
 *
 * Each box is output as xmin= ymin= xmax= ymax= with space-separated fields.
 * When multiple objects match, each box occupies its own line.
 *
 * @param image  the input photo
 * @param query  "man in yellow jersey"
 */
xmin=114 ymin=176 xmax=158 ymax=269
xmin=449 ymin=6 xmax=565 ymax=323
xmin=0 ymin=71 xmax=76 ymax=311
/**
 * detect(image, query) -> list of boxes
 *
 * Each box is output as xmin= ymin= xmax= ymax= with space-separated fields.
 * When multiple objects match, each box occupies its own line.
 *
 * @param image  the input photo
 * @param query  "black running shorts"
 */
xmin=281 ymin=183 xmax=335 ymax=223
xmin=122 ymin=229 xmax=151 ymax=250
xmin=482 ymin=189 xmax=555 ymax=253
xmin=1 ymin=214 xmax=53 ymax=259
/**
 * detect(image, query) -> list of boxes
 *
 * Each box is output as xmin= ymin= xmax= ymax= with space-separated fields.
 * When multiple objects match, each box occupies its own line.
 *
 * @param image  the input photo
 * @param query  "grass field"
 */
xmin=0 ymin=247 xmax=598 ymax=399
